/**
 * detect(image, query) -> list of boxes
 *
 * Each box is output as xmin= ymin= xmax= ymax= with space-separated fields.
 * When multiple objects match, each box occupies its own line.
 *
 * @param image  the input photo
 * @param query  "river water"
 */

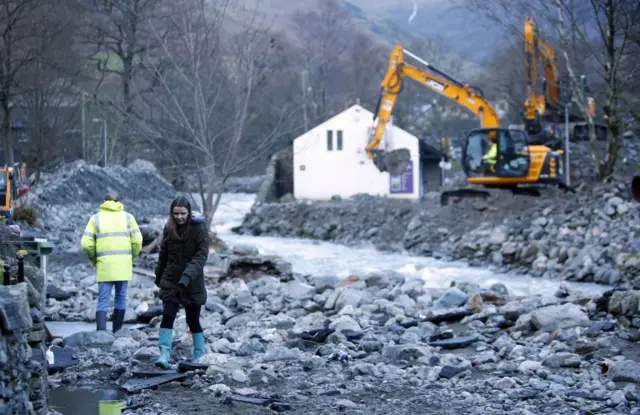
xmin=208 ymin=193 xmax=608 ymax=298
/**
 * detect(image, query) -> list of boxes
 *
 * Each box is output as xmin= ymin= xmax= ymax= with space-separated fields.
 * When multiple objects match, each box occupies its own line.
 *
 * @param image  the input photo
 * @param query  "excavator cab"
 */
xmin=462 ymin=128 xmax=531 ymax=179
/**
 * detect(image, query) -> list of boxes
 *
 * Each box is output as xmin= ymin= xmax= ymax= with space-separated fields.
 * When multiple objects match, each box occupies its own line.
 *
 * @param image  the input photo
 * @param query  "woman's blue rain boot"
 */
xmin=192 ymin=332 xmax=205 ymax=362
xmin=155 ymin=328 xmax=173 ymax=369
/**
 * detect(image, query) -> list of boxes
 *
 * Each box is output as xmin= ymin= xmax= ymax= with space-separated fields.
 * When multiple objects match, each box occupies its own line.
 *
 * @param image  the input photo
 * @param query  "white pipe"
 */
xmin=403 ymin=49 xmax=430 ymax=68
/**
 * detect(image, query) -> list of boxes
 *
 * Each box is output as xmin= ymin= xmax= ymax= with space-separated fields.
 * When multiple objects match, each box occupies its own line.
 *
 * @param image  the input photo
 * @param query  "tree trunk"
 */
xmin=2 ymin=105 xmax=14 ymax=167
xmin=597 ymin=0 xmax=621 ymax=180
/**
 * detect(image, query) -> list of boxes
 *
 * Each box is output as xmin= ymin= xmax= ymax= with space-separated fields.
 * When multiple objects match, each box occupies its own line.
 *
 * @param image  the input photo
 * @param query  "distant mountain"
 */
xmin=379 ymin=3 xmax=505 ymax=64
xmin=246 ymin=0 xmax=506 ymax=68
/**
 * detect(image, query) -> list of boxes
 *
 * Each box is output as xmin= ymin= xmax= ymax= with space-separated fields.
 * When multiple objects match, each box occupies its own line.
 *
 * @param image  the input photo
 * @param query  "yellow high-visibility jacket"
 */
xmin=483 ymin=143 xmax=497 ymax=164
xmin=80 ymin=200 xmax=143 ymax=282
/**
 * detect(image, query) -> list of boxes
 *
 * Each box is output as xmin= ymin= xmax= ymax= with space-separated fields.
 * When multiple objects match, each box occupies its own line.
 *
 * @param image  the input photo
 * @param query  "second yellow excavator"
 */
xmin=372 ymin=45 xmax=571 ymax=205
xmin=523 ymin=17 xmax=606 ymax=143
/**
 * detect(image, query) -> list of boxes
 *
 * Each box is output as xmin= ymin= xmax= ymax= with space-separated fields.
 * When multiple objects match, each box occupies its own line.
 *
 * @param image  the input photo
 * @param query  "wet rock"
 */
xmin=429 ymin=336 xmax=479 ymax=350
xmin=46 ymin=285 xmax=73 ymax=301
xmin=531 ymin=303 xmax=590 ymax=331
xmin=136 ymin=305 xmax=163 ymax=324
xmin=63 ymin=331 xmax=115 ymax=348
xmin=434 ymin=287 xmax=468 ymax=309
xmin=439 ymin=365 xmax=465 ymax=379
xmin=606 ymin=360 xmax=640 ymax=383
xmin=47 ymin=346 xmax=78 ymax=374
xmin=224 ymin=255 xmax=293 ymax=283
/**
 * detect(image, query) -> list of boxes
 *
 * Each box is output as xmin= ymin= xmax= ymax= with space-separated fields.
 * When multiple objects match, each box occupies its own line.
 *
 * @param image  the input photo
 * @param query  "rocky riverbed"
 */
xmin=44 ymin=269 xmax=640 ymax=414
xmin=16 ymin=157 xmax=639 ymax=414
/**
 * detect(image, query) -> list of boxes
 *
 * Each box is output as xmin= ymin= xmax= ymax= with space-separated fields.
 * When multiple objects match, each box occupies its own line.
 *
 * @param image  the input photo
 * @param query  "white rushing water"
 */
xmin=203 ymin=193 xmax=609 ymax=298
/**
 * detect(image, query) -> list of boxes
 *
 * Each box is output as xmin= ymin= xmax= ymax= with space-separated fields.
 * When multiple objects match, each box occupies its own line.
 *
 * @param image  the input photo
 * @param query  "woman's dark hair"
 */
xmin=166 ymin=196 xmax=192 ymax=241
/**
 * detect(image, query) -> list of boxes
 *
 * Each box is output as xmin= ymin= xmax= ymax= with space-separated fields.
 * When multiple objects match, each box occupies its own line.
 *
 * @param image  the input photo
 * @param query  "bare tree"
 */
xmin=291 ymin=0 xmax=354 ymax=118
xmin=82 ymin=0 xmax=172 ymax=164
xmin=138 ymin=0 xmax=296 ymax=228
xmin=339 ymin=32 xmax=387 ymax=110
xmin=554 ymin=0 xmax=640 ymax=178
xmin=16 ymin=0 xmax=82 ymax=179
xmin=464 ymin=0 xmax=640 ymax=179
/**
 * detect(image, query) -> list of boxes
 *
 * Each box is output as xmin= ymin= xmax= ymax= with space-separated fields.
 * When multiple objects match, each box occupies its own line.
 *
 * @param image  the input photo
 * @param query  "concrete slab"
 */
xmin=46 ymin=321 xmax=145 ymax=338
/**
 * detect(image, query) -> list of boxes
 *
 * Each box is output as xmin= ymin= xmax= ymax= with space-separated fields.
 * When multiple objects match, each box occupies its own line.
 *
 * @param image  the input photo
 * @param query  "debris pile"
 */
xmin=46 ymin=266 xmax=640 ymax=414
xmin=445 ymin=181 xmax=640 ymax=286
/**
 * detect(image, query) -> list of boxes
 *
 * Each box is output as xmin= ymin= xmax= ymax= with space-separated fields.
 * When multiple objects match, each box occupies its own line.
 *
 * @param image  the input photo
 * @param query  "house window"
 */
xmin=327 ymin=130 xmax=333 ymax=151
xmin=337 ymin=130 xmax=343 ymax=150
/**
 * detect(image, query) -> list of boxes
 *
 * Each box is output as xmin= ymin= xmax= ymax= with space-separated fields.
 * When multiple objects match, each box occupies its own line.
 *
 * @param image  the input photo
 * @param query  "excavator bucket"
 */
xmin=373 ymin=148 xmax=411 ymax=176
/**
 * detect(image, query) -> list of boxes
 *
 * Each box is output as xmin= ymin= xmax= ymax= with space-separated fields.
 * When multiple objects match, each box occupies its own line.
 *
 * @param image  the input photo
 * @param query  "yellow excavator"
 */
xmin=0 ymin=163 xmax=29 ymax=220
xmin=373 ymin=45 xmax=570 ymax=205
xmin=523 ymin=17 xmax=605 ymax=143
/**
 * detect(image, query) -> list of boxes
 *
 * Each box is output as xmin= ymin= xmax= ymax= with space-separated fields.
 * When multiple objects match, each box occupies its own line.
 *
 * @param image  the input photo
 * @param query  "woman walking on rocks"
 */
xmin=154 ymin=196 xmax=210 ymax=369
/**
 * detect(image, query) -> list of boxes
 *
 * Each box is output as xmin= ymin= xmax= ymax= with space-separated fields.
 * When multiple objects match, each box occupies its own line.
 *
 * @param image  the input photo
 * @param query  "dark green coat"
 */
xmin=154 ymin=218 xmax=209 ymax=306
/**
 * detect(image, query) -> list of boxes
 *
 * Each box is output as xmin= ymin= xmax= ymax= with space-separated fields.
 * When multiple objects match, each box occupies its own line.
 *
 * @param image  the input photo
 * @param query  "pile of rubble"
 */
xmin=45 ymin=267 xmax=640 ymax=414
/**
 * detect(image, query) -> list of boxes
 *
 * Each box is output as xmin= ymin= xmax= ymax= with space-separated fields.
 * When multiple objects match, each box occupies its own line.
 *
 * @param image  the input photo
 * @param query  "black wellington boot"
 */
xmin=112 ymin=309 xmax=126 ymax=333
xmin=96 ymin=311 xmax=107 ymax=331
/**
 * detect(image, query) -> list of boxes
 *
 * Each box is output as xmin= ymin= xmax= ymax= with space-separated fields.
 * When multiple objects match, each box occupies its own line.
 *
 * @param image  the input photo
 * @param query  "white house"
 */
xmin=293 ymin=104 xmax=423 ymax=200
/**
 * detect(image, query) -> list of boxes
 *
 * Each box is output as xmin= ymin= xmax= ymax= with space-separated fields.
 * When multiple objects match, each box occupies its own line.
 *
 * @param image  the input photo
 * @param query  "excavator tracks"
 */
xmin=439 ymin=186 xmax=542 ymax=206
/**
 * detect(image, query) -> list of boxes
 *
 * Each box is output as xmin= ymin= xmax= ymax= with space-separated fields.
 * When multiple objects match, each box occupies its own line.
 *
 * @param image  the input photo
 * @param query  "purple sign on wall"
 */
xmin=390 ymin=160 xmax=413 ymax=194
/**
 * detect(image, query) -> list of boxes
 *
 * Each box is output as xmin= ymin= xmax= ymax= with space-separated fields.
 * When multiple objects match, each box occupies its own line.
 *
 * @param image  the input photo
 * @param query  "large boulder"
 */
xmin=530 ymin=303 xmax=590 ymax=331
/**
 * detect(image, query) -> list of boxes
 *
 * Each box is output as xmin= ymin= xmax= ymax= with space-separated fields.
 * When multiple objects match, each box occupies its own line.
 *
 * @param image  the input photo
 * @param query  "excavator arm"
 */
xmin=524 ymin=17 xmax=546 ymax=129
xmin=524 ymin=16 xmax=595 ymax=133
xmin=368 ymin=46 xmax=501 ymax=166
xmin=537 ymin=37 xmax=559 ymax=106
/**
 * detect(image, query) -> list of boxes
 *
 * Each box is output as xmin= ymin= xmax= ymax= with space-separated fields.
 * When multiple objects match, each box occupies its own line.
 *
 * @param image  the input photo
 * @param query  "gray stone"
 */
xmin=607 ymin=360 xmax=640 ymax=383
xmin=542 ymin=352 xmax=581 ymax=368
xmin=531 ymin=303 xmax=590 ymax=331
xmin=434 ymin=287 xmax=467 ymax=309
xmin=0 ymin=283 xmax=33 ymax=332
xmin=283 ymin=281 xmax=315 ymax=301
xmin=63 ymin=331 xmax=116 ymax=348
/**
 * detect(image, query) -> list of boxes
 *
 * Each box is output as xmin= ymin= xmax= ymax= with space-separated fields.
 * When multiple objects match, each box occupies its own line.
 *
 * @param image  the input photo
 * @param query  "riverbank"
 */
xmin=234 ymin=179 xmax=640 ymax=288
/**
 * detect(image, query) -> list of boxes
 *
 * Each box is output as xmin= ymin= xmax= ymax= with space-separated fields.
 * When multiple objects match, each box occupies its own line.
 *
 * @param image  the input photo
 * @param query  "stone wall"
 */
xmin=25 ymin=264 xmax=49 ymax=413
xmin=0 ymin=263 xmax=49 ymax=415
xmin=256 ymin=146 xmax=293 ymax=203
xmin=0 ymin=283 xmax=36 ymax=415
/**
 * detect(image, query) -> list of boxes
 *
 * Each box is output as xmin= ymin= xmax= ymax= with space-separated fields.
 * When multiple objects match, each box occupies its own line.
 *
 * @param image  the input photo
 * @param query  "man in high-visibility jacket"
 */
xmin=81 ymin=191 xmax=143 ymax=332
xmin=483 ymin=141 xmax=497 ymax=169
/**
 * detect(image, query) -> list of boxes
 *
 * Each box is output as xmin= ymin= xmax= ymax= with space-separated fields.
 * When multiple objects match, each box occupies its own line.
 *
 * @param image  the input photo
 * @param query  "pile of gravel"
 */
xmin=30 ymin=159 xmax=174 ymax=209
xmin=27 ymin=160 xmax=176 ymax=252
